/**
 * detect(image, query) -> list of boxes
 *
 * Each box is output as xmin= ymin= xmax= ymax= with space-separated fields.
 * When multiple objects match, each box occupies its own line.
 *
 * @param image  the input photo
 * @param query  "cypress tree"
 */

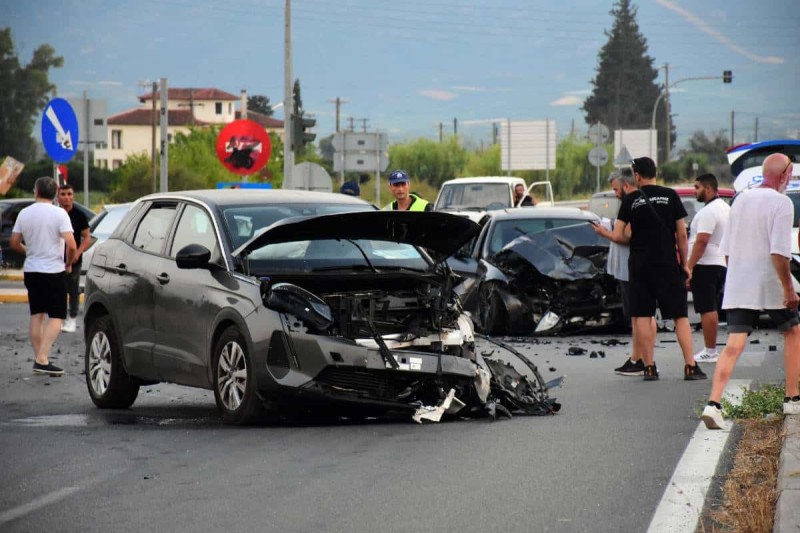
xmin=583 ymin=1 xmax=673 ymax=162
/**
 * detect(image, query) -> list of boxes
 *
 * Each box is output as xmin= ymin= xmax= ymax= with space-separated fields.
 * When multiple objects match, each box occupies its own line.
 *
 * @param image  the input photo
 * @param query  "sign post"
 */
xmin=587 ymin=122 xmax=609 ymax=192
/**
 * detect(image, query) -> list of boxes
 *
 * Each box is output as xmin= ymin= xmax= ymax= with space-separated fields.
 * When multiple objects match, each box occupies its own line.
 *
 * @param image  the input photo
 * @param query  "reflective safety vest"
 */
xmin=383 ymin=193 xmax=429 ymax=211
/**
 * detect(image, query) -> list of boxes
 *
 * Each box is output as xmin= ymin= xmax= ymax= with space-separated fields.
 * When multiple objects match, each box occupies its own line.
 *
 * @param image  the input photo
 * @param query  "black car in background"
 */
xmin=449 ymin=207 xmax=621 ymax=335
xmin=83 ymin=189 xmax=559 ymax=424
xmin=1 ymin=198 xmax=95 ymax=268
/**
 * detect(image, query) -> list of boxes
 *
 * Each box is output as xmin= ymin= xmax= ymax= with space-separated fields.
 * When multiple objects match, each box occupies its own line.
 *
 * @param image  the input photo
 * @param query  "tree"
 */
xmin=388 ymin=137 xmax=467 ymax=188
xmin=582 ymin=1 xmax=673 ymax=162
xmin=247 ymin=95 xmax=273 ymax=116
xmin=660 ymin=130 xmax=732 ymax=184
xmin=0 ymin=28 xmax=64 ymax=162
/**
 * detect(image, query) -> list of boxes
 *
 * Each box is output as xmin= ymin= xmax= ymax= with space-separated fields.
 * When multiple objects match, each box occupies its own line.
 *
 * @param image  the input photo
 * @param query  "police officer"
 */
xmin=383 ymin=170 xmax=433 ymax=211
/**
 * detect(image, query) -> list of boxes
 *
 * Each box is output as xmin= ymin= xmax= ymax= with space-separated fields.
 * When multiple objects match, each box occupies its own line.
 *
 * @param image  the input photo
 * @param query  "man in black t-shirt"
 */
xmin=57 ymin=184 xmax=91 ymax=333
xmin=610 ymin=157 xmax=706 ymax=382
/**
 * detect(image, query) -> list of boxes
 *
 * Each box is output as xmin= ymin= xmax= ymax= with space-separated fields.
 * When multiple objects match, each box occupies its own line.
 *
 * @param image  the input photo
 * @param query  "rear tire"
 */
xmin=212 ymin=325 xmax=264 ymax=425
xmin=85 ymin=315 xmax=139 ymax=409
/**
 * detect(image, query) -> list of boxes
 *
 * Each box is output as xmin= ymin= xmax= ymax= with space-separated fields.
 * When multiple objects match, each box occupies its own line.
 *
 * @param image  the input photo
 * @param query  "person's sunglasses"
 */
xmin=781 ymin=158 xmax=794 ymax=176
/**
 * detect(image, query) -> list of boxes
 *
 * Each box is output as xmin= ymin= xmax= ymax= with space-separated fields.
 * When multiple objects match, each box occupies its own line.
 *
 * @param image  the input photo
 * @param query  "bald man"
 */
xmin=702 ymin=153 xmax=800 ymax=429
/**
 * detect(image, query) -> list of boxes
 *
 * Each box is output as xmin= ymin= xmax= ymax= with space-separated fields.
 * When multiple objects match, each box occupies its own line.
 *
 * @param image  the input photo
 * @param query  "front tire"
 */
xmin=213 ymin=326 xmax=264 ymax=425
xmin=85 ymin=315 xmax=139 ymax=408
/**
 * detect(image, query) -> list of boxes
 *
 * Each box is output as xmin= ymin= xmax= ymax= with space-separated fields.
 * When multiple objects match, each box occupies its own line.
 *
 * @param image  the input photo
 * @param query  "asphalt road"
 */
xmin=0 ymin=303 xmax=788 ymax=533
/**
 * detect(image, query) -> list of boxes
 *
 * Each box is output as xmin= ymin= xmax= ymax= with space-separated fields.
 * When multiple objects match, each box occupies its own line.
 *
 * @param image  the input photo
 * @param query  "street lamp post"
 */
xmin=650 ymin=74 xmax=731 ymax=164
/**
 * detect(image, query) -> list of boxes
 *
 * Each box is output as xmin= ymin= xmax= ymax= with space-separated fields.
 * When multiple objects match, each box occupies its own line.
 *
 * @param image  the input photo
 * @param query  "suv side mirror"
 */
xmin=175 ymin=244 xmax=211 ymax=269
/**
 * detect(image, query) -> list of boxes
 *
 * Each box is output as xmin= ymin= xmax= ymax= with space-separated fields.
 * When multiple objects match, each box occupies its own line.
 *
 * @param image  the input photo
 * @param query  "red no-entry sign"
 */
xmin=215 ymin=119 xmax=272 ymax=176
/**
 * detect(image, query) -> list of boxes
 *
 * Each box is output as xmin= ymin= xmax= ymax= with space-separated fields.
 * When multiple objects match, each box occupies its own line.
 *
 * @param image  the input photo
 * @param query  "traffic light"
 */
xmin=723 ymin=70 xmax=733 ymax=83
xmin=291 ymin=114 xmax=316 ymax=152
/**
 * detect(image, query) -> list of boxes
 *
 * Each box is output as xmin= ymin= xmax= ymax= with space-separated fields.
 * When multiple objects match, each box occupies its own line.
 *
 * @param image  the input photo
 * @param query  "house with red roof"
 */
xmin=94 ymin=88 xmax=283 ymax=169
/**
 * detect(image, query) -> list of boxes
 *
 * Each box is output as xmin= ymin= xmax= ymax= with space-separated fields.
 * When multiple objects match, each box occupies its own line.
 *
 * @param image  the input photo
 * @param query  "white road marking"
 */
xmin=0 ymin=486 xmax=82 ymax=526
xmin=646 ymin=379 xmax=751 ymax=533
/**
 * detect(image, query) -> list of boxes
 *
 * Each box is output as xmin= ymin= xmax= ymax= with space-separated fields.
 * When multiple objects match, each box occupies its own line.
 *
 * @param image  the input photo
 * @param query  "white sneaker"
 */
xmin=784 ymin=398 xmax=800 ymax=415
xmin=701 ymin=404 xmax=725 ymax=429
xmin=61 ymin=317 xmax=77 ymax=333
xmin=695 ymin=349 xmax=719 ymax=363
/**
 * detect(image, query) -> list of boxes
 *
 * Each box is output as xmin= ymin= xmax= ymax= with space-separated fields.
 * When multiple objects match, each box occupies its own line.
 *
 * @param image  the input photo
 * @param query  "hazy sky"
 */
xmin=7 ymin=0 xmax=799 ymax=151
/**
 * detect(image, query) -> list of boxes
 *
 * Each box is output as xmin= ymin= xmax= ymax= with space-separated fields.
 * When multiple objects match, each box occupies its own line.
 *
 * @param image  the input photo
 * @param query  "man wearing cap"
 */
xmin=384 ymin=170 xmax=433 ymax=211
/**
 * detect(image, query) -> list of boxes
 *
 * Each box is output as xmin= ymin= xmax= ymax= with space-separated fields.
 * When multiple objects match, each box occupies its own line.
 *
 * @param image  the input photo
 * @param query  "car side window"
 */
xmin=132 ymin=204 xmax=177 ymax=254
xmin=170 ymin=205 xmax=219 ymax=257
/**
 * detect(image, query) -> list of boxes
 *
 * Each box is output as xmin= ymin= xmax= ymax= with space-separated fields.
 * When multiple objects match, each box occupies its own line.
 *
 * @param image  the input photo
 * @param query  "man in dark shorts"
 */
xmin=702 ymin=153 xmax=800 ymax=429
xmin=686 ymin=174 xmax=730 ymax=363
xmin=10 ymin=176 xmax=77 ymax=376
xmin=57 ymin=183 xmax=91 ymax=333
xmin=611 ymin=157 xmax=706 ymax=381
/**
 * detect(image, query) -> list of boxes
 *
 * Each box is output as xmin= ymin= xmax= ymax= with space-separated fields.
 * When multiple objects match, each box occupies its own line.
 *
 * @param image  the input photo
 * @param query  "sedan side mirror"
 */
xmin=176 ymin=244 xmax=211 ymax=269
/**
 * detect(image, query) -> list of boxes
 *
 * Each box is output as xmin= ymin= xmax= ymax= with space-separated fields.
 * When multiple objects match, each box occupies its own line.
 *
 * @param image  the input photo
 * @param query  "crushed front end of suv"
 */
xmin=83 ymin=190 xmax=560 ymax=424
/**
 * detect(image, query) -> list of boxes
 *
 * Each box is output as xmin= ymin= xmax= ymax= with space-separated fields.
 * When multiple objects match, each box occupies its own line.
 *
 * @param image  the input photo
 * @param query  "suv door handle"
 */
xmin=156 ymin=273 xmax=170 ymax=284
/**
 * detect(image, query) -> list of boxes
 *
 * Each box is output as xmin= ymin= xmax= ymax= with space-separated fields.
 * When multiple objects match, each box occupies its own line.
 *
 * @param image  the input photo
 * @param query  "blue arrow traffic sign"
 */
xmin=41 ymin=97 xmax=80 ymax=163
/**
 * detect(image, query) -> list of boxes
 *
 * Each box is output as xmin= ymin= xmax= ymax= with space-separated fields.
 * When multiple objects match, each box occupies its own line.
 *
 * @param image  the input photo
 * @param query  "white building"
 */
xmin=94 ymin=88 xmax=283 ymax=169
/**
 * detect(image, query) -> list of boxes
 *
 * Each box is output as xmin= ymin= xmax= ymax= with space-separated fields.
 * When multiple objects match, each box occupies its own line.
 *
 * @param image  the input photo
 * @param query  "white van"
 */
xmin=434 ymin=177 xmax=554 ymax=222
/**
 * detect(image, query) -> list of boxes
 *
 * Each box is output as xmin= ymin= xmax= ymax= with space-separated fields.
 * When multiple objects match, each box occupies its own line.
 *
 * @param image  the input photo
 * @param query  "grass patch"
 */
xmin=721 ymin=383 xmax=785 ymax=419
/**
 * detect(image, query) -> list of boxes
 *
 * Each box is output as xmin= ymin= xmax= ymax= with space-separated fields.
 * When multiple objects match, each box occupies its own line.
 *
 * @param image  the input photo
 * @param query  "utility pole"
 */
xmin=453 ymin=117 xmax=458 ymax=139
xmin=82 ymin=90 xmax=90 ymax=206
xmin=159 ymin=77 xmax=168 ymax=192
xmin=439 ymin=123 xmax=443 ymax=143
xmin=358 ymin=118 xmax=368 ymax=132
xmin=755 ymin=117 xmax=759 ymax=142
xmin=327 ymin=97 xmax=348 ymax=132
xmin=664 ymin=63 xmax=671 ymax=161
xmin=730 ymin=111 xmax=735 ymax=145
xmin=347 ymin=117 xmax=355 ymax=131
xmin=151 ymin=82 xmax=157 ymax=192
xmin=283 ymin=0 xmax=293 ymax=187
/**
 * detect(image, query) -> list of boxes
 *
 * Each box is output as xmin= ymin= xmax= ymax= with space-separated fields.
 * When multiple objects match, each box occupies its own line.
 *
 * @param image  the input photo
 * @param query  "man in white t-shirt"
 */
xmin=10 ymin=176 xmax=77 ymax=377
xmin=687 ymin=174 xmax=731 ymax=363
xmin=702 ymin=153 xmax=800 ymax=429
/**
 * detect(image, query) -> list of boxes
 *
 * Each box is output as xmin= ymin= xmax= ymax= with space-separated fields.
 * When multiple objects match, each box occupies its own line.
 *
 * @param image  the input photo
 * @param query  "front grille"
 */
xmin=315 ymin=368 xmax=410 ymax=399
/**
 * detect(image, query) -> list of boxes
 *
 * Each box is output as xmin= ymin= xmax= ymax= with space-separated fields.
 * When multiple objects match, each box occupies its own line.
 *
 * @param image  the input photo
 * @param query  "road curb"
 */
xmin=0 ymin=291 xmax=85 ymax=304
xmin=775 ymin=415 xmax=800 ymax=533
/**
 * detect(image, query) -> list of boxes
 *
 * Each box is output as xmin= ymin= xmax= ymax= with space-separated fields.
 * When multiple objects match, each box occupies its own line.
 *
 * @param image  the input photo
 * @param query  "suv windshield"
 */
xmin=436 ymin=183 xmax=511 ymax=210
xmin=222 ymin=203 xmax=428 ymax=273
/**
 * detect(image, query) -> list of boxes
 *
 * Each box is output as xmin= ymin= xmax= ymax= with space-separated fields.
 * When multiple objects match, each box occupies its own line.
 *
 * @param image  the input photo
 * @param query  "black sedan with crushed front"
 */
xmin=449 ymin=207 xmax=622 ymax=335
xmin=83 ymin=189 xmax=559 ymax=424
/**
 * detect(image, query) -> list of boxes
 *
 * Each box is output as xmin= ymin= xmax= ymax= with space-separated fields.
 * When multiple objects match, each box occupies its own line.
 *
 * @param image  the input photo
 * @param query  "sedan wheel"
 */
xmin=85 ymin=315 xmax=139 ymax=408
xmin=213 ymin=326 xmax=264 ymax=424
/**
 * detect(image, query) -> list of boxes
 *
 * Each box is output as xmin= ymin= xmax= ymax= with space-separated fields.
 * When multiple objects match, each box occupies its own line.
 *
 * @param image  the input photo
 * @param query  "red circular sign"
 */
xmin=215 ymin=119 xmax=272 ymax=176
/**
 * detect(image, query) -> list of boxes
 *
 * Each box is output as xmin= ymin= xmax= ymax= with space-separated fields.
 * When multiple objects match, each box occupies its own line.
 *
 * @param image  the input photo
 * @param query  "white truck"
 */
xmin=433 ymin=177 xmax=554 ymax=222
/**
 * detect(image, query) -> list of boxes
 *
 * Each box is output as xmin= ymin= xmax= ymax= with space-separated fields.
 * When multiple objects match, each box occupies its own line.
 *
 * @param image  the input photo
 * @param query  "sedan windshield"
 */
xmin=489 ymin=218 xmax=592 ymax=255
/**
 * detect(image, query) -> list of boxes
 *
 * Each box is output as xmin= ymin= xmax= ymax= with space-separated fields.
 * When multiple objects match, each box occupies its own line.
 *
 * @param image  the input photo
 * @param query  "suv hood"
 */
xmin=233 ymin=210 xmax=481 ymax=263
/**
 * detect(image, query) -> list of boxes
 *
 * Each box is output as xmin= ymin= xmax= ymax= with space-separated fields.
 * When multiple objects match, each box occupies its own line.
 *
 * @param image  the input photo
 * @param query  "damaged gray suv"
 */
xmin=83 ymin=189 xmax=559 ymax=424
